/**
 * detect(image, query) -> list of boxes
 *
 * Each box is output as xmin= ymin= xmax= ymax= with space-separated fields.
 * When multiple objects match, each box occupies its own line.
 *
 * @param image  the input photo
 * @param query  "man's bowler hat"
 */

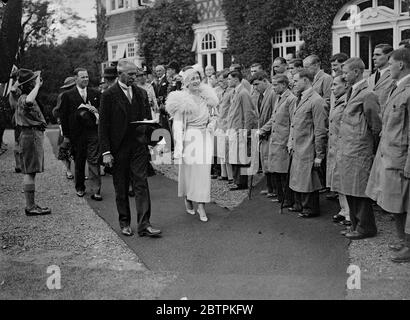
xmin=103 ymin=66 xmax=118 ymax=79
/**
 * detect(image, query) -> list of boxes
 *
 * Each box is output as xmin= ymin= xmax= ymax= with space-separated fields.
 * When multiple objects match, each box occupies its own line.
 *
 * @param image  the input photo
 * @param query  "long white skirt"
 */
xmin=178 ymin=128 xmax=213 ymax=203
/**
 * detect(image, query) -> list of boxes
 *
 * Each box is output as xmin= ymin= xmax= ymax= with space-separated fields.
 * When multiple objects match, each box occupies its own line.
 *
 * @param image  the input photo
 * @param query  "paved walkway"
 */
xmin=46 ymin=129 xmax=350 ymax=300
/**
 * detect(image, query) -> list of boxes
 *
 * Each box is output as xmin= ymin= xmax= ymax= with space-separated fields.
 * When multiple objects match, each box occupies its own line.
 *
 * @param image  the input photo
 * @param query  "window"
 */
xmin=112 ymin=45 xmax=118 ymax=60
xmin=118 ymin=0 xmax=124 ymax=9
xmin=271 ymin=27 xmax=303 ymax=59
xmin=111 ymin=0 xmax=116 ymax=11
xmin=272 ymin=31 xmax=282 ymax=45
xmin=402 ymin=29 xmax=410 ymax=40
xmin=127 ymin=42 xmax=135 ymax=57
xmin=357 ymin=0 xmax=372 ymax=12
xmin=340 ymin=36 xmax=351 ymax=56
xmin=378 ymin=0 xmax=395 ymax=10
xmin=402 ymin=0 xmax=410 ymax=13
xmin=201 ymin=33 xmax=217 ymax=51
xmin=286 ymin=29 xmax=296 ymax=43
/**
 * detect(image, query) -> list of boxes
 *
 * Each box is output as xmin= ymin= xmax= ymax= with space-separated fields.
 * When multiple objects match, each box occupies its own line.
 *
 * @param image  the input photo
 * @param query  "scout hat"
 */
xmin=16 ymin=69 xmax=40 ymax=87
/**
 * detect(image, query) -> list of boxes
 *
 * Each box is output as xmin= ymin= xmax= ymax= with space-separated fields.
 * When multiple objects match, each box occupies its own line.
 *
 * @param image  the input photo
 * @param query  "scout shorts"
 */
xmin=20 ymin=128 xmax=44 ymax=174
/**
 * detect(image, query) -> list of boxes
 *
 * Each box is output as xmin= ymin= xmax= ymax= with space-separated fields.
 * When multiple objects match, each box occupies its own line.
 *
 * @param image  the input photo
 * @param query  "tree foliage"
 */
xmin=222 ymin=0 xmax=294 ymax=70
xmin=293 ymin=0 xmax=349 ymax=72
xmin=137 ymin=0 xmax=199 ymax=68
xmin=20 ymin=36 xmax=101 ymax=123
xmin=19 ymin=0 xmax=83 ymax=59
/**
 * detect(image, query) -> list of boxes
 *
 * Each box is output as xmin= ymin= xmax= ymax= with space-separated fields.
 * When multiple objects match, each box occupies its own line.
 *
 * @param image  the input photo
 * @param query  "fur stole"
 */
xmin=165 ymin=83 xmax=219 ymax=117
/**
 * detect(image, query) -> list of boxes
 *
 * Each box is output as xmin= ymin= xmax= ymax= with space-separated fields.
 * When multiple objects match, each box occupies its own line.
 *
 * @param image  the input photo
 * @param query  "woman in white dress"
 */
xmin=166 ymin=69 xmax=219 ymax=222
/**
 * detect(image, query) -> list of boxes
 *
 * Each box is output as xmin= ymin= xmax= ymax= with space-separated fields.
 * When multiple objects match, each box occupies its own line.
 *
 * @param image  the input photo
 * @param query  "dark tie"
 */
xmin=389 ymin=82 xmax=397 ymax=97
xmin=346 ymin=87 xmax=353 ymax=102
xmin=375 ymin=69 xmax=381 ymax=85
xmin=257 ymin=93 xmax=263 ymax=114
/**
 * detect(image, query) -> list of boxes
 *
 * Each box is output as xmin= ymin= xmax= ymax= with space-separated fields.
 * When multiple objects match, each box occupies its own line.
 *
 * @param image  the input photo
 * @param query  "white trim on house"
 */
xmin=107 ymin=33 xmax=143 ymax=66
xmin=332 ymin=0 xmax=410 ymax=72
xmin=192 ymin=20 xmax=228 ymax=71
xmin=271 ymin=27 xmax=304 ymax=59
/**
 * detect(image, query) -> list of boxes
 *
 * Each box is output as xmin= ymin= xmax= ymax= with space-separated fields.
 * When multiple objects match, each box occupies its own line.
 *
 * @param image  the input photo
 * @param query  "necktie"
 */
xmin=257 ymin=93 xmax=263 ymax=114
xmin=389 ymin=82 xmax=397 ymax=97
xmin=375 ymin=70 xmax=381 ymax=85
xmin=126 ymin=87 xmax=132 ymax=104
xmin=296 ymin=95 xmax=302 ymax=107
xmin=346 ymin=87 xmax=353 ymax=102
xmin=81 ymin=90 xmax=86 ymax=102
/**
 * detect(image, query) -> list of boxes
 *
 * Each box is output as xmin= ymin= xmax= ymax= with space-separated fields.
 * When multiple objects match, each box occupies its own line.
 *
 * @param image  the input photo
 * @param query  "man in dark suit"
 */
xmin=152 ymin=65 xmax=168 ymax=107
xmin=99 ymin=60 xmax=162 ymax=238
xmin=60 ymin=67 xmax=102 ymax=200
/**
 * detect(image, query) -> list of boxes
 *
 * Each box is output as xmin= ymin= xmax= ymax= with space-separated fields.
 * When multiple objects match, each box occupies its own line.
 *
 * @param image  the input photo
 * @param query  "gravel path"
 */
xmin=0 ymin=129 xmax=174 ymax=299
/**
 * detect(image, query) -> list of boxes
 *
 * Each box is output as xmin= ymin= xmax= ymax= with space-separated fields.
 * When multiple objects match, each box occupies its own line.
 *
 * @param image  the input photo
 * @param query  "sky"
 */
xmin=52 ymin=0 xmax=97 ymax=41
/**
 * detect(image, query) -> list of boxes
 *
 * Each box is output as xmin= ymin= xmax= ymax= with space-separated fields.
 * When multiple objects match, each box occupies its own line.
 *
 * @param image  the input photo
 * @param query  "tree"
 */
xmin=20 ymin=36 xmax=101 ymax=123
xmin=137 ymin=0 xmax=199 ymax=68
xmin=18 ymin=0 xmax=83 ymax=60
xmin=0 ymin=0 xmax=23 ymax=82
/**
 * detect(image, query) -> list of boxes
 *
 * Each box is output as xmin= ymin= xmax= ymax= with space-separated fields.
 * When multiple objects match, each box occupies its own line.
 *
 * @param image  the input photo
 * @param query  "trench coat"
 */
xmin=215 ymin=88 xmax=233 ymax=160
xmin=338 ymin=80 xmax=382 ymax=198
xmin=289 ymin=88 xmax=328 ymax=193
xmin=313 ymin=70 xmax=333 ymax=110
xmin=366 ymin=76 xmax=410 ymax=213
xmin=254 ymin=85 xmax=276 ymax=172
xmin=226 ymin=83 xmax=258 ymax=165
xmin=260 ymin=89 xmax=296 ymax=174
xmin=326 ymin=93 xmax=346 ymax=191
xmin=367 ymin=68 xmax=395 ymax=117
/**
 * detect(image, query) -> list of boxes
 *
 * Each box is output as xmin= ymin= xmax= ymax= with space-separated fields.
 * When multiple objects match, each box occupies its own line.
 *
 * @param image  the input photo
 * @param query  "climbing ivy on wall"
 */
xmin=136 ymin=0 xmax=199 ymax=68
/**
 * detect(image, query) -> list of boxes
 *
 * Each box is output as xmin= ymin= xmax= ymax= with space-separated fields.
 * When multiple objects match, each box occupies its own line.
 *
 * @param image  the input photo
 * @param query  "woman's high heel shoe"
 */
xmin=185 ymin=199 xmax=195 ymax=215
xmin=197 ymin=210 xmax=208 ymax=222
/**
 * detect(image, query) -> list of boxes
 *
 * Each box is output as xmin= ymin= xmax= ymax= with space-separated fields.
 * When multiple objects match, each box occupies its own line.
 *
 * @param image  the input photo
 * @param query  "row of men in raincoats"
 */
xmin=214 ymin=45 xmax=410 ymax=263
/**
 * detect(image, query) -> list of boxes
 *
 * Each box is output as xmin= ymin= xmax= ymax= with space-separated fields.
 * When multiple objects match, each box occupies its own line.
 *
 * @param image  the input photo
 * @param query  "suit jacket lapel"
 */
xmin=275 ymin=89 xmax=290 ymax=112
xmin=390 ymin=78 xmax=410 ymax=101
xmin=113 ymin=83 xmax=130 ymax=116
xmin=350 ymin=80 xmax=368 ymax=102
xmin=296 ymin=89 xmax=313 ymax=112
xmin=374 ymin=69 xmax=391 ymax=90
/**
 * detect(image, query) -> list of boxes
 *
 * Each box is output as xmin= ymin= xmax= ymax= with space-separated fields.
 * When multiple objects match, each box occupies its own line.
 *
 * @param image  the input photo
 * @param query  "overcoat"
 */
xmin=313 ymin=70 xmax=333 ymax=109
xmin=226 ymin=83 xmax=258 ymax=165
xmin=338 ymin=80 xmax=382 ymax=197
xmin=99 ymin=83 xmax=152 ymax=156
xmin=326 ymin=93 xmax=346 ymax=191
xmin=366 ymin=75 xmax=410 ymax=213
xmin=289 ymin=88 xmax=328 ymax=193
xmin=254 ymin=85 xmax=276 ymax=172
xmin=260 ymin=89 xmax=296 ymax=174
xmin=367 ymin=68 xmax=395 ymax=116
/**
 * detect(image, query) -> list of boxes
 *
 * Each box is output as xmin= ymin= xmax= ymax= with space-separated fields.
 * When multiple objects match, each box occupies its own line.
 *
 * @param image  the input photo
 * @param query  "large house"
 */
xmin=97 ymin=0 xmax=410 ymax=73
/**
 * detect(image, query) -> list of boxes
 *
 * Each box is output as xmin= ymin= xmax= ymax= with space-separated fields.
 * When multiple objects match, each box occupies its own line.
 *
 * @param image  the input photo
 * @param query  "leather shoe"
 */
xmin=288 ymin=206 xmax=302 ymax=212
xmin=298 ymin=212 xmax=320 ymax=219
xmin=391 ymin=247 xmax=410 ymax=263
xmin=260 ymin=190 xmax=269 ymax=195
xmin=91 ymin=194 xmax=103 ymax=201
xmin=25 ymin=205 xmax=51 ymax=216
xmin=139 ymin=226 xmax=162 ymax=238
xmin=340 ymin=220 xmax=352 ymax=227
xmin=229 ymin=185 xmax=248 ymax=191
xmin=121 ymin=226 xmax=134 ymax=236
xmin=128 ymin=189 xmax=135 ymax=197
xmin=332 ymin=214 xmax=346 ymax=223
xmin=76 ymin=190 xmax=85 ymax=197
xmin=345 ymin=231 xmax=376 ymax=240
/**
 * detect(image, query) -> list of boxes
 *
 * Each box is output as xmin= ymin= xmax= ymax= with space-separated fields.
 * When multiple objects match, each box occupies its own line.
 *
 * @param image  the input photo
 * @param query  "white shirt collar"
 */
xmin=77 ymin=86 xmax=86 ymax=93
xmin=378 ymin=67 xmax=389 ymax=77
xmin=352 ymin=78 xmax=367 ymax=92
xmin=396 ymin=74 xmax=410 ymax=88
xmin=118 ymin=80 xmax=130 ymax=89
